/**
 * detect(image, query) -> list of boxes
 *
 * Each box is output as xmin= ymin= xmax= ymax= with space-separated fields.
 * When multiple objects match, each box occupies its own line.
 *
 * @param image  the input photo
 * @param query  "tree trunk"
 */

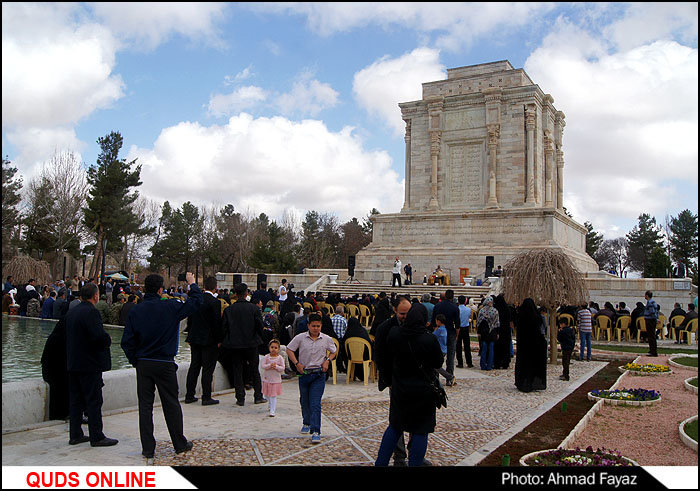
xmin=549 ymin=311 xmax=558 ymax=364
xmin=89 ymin=228 xmax=103 ymax=279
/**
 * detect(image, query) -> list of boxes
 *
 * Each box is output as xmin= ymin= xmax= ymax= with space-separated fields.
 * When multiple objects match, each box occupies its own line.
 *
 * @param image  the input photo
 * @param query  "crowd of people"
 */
xmin=3 ymin=272 xmax=698 ymax=466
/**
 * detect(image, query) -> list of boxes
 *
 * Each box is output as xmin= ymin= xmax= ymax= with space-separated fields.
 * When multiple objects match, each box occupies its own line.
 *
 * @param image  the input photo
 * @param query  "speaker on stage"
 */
xmin=485 ymin=256 xmax=494 ymax=278
xmin=347 ymin=255 xmax=356 ymax=277
xmin=233 ymin=274 xmax=242 ymax=286
xmin=256 ymin=273 xmax=267 ymax=290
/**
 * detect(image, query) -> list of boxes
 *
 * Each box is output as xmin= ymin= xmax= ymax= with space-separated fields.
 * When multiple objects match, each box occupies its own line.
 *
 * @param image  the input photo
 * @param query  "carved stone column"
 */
xmin=544 ymin=129 xmax=554 ymax=207
xmin=555 ymin=111 xmax=566 ymax=210
xmin=426 ymin=98 xmax=443 ymax=211
xmin=486 ymin=123 xmax=500 ymax=208
xmin=524 ymin=104 xmax=537 ymax=206
xmin=401 ymin=118 xmax=411 ymax=211
xmin=428 ymin=130 xmax=440 ymax=210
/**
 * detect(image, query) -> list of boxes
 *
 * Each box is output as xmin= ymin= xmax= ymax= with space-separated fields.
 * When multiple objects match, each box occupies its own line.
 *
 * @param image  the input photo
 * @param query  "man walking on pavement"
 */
xmin=121 ymin=272 xmax=202 ymax=459
xmin=221 ymin=282 xmax=267 ymax=406
xmin=184 ymin=276 xmax=224 ymax=406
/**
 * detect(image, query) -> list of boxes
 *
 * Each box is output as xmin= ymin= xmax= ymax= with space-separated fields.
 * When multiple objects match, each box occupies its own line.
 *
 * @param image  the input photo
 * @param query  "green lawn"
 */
xmin=672 ymin=357 xmax=699 ymax=367
xmin=592 ymin=344 xmax=698 ymax=355
xmin=684 ymin=419 xmax=698 ymax=443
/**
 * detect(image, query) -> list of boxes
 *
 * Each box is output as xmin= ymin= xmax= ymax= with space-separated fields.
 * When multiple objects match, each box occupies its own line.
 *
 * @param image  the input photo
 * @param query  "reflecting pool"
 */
xmin=1 ymin=315 xmax=192 ymax=384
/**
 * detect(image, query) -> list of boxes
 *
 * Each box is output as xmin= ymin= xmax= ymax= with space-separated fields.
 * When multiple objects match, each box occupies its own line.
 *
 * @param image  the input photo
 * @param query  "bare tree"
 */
xmin=595 ymin=237 xmax=632 ymax=278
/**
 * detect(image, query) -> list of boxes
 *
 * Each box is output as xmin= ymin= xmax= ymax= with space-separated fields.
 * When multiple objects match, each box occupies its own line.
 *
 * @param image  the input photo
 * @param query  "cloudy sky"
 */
xmin=2 ymin=2 xmax=697 ymax=239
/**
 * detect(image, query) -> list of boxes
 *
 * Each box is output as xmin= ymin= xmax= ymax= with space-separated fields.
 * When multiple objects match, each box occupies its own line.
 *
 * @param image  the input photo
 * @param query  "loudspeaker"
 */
xmin=348 ymin=255 xmax=356 ymax=277
xmin=256 ymin=273 xmax=267 ymax=290
xmin=485 ymin=256 xmax=494 ymax=277
xmin=233 ymin=274 xmax=242 ymax=286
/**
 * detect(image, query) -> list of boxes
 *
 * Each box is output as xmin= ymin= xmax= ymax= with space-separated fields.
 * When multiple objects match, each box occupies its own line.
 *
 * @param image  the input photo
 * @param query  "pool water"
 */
xmin=1 ymin=315 xmax=192 ymax=384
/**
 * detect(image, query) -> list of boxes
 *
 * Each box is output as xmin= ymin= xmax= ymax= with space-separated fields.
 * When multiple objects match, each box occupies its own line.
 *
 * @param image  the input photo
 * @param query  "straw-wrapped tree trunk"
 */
xmin=3 ymin=255 xmax=52 ymax=286
xmin=502 ymin=248 xmax=589 ymax=364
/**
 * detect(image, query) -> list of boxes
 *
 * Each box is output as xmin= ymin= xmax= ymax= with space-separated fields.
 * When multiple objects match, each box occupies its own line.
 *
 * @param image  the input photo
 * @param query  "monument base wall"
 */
xmin=356 ymin=208 xmax=599 ymax=281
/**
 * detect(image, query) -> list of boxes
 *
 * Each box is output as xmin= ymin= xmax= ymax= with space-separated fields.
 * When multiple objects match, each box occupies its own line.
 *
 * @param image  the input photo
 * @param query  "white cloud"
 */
xmin=225 ymin=65 xmax=255 ymax=85
xmin=127 ymin=114 xmax=404 ymax=222
xmin=251 ymin=3 xmax=556 ymax=51
xmin=90 ymin=2 xmax=229 ymax=50
xmin=207 ymin=86 xmax=268 ymax=117
xmin=353 ymin=47 xmax=446 ymax=135
xmin=275 ymin=71 xmax=339 ymax=117
xmin=525 ymin=19 xmax=698 ymax=235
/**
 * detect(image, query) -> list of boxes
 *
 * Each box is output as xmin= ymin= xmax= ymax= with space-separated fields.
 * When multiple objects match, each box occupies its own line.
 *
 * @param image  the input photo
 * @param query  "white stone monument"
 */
xmin=356 ymin=60 xmax=599 ymax=281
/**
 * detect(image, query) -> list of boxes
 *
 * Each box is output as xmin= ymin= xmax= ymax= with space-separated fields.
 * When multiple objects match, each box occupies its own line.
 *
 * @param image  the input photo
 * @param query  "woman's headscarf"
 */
xmin=477 ymin=296 xmax=500 ymax=332
xmin=401 ymin=303 xmax=429 ymax=336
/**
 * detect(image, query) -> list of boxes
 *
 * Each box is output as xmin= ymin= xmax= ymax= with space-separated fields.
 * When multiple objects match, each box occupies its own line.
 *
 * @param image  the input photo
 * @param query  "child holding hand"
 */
xmin=261 ymin=339 xmax=286 ymax=416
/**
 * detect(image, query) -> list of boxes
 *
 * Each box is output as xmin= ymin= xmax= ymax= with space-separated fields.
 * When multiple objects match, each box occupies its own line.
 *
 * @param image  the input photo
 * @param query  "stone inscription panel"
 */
xmin=445 ymin=109 xmax=485 ymax=131
xmin=447 ymin=142 xmax=483 ymax=207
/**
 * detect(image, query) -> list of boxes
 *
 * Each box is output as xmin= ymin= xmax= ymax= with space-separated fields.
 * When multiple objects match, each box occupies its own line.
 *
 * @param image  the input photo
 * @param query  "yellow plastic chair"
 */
xmin=595 ymin=316 xmax=612 ymax=341
xmin=614 ymin=316 xmax=631 ymax=342
xmin=327 ymin=338 xmax=340 ymax=385
xmin=336 ymin=303 xmax=346 ymax=317
xmin=470 ymin=310 xmax=478 ymax=333
xmin=274 ymin=301 xmax=280 ymax=313
xmin=346 ymin=304 xmax=360 ymax=319
xmin=345 ymin=337 xmax=374 ymax=385
xmin=321 ymin=305 xmax=333 ymax=317
xmin=656 ymin=314 xmax=667 ymax=339
xmin=635 ymin=317 xmax=646 ymax=343
xmin=668 ymin=315 xmax=685 ymax=342
xmin=679 ymin=318 xmax=698 ymax=345
xmin=303 ymin=302 xmax=313 ymax=312
xmin=359 ymin=304 xmax=372 ymax=327
xmin=558 ymin=313 xmax=575 ymax=327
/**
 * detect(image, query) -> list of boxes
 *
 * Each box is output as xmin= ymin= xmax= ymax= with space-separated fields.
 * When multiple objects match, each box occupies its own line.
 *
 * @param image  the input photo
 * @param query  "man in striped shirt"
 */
xmin=331 ymin=305 xmax=347 ymax=338
xmin=577 ymin=304 xmax=593 ymax=361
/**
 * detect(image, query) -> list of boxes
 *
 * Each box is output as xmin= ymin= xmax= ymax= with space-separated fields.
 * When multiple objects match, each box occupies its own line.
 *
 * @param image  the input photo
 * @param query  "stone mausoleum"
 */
xmin=356 ymin=60 xmax=599 ymax=281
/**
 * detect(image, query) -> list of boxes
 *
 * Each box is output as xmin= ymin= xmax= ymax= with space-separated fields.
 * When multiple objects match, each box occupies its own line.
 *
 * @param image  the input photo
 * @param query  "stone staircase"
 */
xmin=317 ymin=281 xmax=492 ymax=302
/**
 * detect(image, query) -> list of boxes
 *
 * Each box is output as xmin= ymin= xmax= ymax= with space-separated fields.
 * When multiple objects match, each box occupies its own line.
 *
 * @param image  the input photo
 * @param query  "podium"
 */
xmin=459 ymin=267 xmax=470 ymax=285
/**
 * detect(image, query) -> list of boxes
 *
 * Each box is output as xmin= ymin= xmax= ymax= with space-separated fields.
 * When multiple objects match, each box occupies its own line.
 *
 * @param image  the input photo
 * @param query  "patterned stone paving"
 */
xmin=152 ymin=359 xmax=601 ymax=466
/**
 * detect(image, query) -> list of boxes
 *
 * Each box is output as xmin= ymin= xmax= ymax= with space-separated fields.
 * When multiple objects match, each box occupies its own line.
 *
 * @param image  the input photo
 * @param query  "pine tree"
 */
xmin=83 ymin=131 xmax=142 ymax=280
xmin=626 ymin=213 xmax=665 ymax=277
xmin=2 ymin=157 xmax=23 ymax=260
xmin=668 ymin=209 xmax=698 ymax=279
xmin=584 ymin=221 xmax=603 ymax=259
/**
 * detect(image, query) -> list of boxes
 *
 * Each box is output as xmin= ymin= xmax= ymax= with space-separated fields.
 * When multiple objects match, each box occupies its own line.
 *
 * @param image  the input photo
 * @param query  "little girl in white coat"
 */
xmin=261 ymin=339 xmax=286 ymax=416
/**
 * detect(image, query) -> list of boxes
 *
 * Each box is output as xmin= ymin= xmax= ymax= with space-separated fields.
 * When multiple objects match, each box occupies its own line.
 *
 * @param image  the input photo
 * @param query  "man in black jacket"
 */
xmin=184 ymin=276 xmax=223 ymax=406
xmin=431 ymin=289 xmax=461 ymax=381
xmin=65 ymin=283 xmax=117 ymax=447
xmin=121 ymin=272 xmax=202 ymax=459
xmin=222 ymin=282 xmax=266 ymax=406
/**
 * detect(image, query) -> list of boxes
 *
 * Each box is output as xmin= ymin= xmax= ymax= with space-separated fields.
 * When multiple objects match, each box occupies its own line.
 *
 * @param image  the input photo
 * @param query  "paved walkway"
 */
xmin=2 ymin=359 xmax=607 ymax=466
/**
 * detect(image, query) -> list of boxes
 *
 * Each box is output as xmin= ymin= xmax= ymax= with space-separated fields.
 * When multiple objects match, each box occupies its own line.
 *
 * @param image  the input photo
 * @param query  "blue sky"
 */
xmin=2 ymin=3 xmax=698 ymax=240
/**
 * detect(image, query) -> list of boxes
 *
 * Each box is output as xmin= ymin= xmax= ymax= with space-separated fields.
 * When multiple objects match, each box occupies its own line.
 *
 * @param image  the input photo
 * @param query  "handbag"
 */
xmin=408 ymin=339 xmax=448 ymax=409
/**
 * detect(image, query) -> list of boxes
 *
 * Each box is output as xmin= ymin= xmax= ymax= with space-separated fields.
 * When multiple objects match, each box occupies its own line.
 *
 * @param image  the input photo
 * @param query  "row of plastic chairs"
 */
xmin=557 ymin=313 xmax=698 ymax=344
xmin=326 ymin=337 xmax=376 ymax=385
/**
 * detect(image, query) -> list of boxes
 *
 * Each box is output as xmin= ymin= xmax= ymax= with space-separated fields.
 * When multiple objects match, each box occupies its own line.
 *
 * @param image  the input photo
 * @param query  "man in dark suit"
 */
xmin=65 ymin=283 xmax=117 ymax=447
xmin=221 ymin=282 xmax=266 ymax=406
xmin=121 ymin=272 xmax=201 ymax=459
xmin=184 ymin=276 xmax=223 ymax=406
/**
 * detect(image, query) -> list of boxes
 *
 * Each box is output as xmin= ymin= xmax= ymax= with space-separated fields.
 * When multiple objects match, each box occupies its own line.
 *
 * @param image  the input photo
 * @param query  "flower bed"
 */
xmin=685 ymin=377 xmax=699 ymax=395
xmin=618 ymin=363 xmax=673 ymax=376
xmin=668 ymin=355 xmax=698 ymax=371
xmin=678 ymin=415 xmax=698 ymax=452
xmin=588 ymin=388 xmax=661 ymax=406
xmin=520 ymin=446 xmax=637 ymax=466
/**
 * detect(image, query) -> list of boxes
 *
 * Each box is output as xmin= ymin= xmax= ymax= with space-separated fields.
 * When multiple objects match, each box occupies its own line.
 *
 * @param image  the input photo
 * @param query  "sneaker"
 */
xmin=90 ymin=437 xmax=118 ymax=447
xmin=269 ymin=413 xmax=275 ymax=417
xmin=311 ymin=432 xmax=321 ymax=444
xmin=300 ymin=425 xmax=311 ymax=434
xmin=184 ymin=397 xmax=198 ymax=404
xmin=201 ymin=398 xmax=219 ymax=406
xmin=175 ymin=441 xmax=193 ymax=454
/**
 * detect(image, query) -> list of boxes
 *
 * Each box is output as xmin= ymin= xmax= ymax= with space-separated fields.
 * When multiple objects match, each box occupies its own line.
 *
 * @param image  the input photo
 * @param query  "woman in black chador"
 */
xmin=493 ymin=294 xmax=512 ymax=369
xmin=41 ymin=301 xmax=71 ymax=419
xmin=514 ymin=298 xmax=547 ymax=392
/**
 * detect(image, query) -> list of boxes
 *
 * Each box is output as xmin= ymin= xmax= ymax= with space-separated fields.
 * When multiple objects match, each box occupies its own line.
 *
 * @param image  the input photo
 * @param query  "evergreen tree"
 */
xmin=248 ymin=214 xmax=297 ymax=273
xmin=584 ymin=221 xmax=604 ymax=260
xmin=647 ymin=246 xmax=672 ymax=278
xmin=83 ymin=131 xmax=142 ymax=280
xmin=626 ymin=213 xmax=665 ymax=277
xmin=2 ymin=157 xmax=23 ymax=260
xmin=668 ymin=209 xmax=698 ymax=279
